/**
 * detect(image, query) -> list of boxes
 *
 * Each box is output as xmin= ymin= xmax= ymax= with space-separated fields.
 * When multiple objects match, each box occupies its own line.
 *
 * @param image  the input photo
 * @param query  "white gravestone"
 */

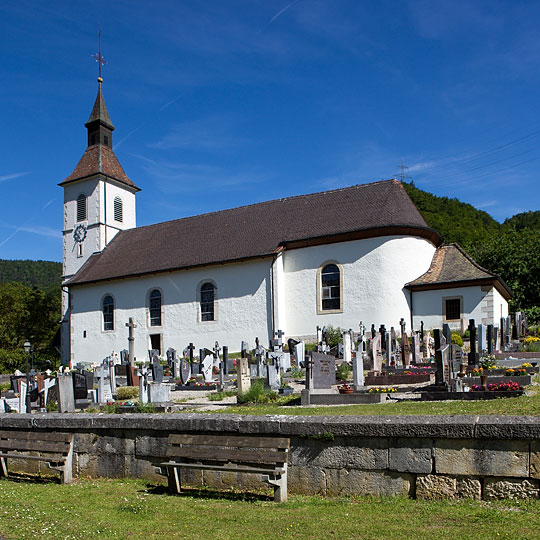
xmin=353 ymin=342 xmax=365 ymax=390
xmin=201 ymin=353 xmax=214 ymax=383
xmin=343 ymin=330 xmax=352 ymax=365
xmin=237 ymin=358 xmax=251 ymax=393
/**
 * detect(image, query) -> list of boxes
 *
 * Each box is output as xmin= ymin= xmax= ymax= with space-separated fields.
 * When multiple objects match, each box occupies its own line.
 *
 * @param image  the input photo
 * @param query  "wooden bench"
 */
xmin=0 ymin=431 xmax=73 ymax=484
xmin=158 ymin=434 xmax=289 ymax=502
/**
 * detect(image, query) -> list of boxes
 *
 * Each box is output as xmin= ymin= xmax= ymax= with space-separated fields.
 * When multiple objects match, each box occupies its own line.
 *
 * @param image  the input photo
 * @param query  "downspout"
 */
xmin=104 ymin=178 xmax=107 ymax=247
xmin=270 ymin=255 xmax=276 ymax=336
xmin=61 ymin=285 xmax=72 ymax=367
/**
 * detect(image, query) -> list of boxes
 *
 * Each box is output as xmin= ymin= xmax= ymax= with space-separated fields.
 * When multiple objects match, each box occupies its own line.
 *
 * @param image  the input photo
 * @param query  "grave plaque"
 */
xmin=311 ymin=352 xmax=336 ymax=389
xmin=57 ymin=374 xmax=75 ymax=413
xmin=266 ymin=361 xmax=280 ymax=391
xmin=237 ymin=358 xmax=251 ymax=393
xmin=72 ymin=372 xmax=88 ymax=400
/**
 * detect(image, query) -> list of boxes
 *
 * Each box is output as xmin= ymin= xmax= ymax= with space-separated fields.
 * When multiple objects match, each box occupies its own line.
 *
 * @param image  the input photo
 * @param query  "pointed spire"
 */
xmin=85 ymin=78 xmax=115 ymax=130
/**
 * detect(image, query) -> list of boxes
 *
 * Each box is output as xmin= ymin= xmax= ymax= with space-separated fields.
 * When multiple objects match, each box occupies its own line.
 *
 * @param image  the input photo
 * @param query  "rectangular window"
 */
xmin=445 ymin=298 xmax=461 ymax=320
xmin=77 ymin=243 xmax=83 ymax=258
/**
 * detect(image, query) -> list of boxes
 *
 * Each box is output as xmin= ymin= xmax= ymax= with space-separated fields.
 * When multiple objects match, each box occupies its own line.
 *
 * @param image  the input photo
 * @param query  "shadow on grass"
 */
xmin=0 ymin=472 xmax=59 ymax=484
xmin=142 ymin=482 xmax=271 ymax=502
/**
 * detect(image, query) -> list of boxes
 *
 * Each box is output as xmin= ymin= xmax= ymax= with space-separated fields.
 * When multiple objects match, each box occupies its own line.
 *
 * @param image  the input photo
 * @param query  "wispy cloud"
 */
xmin=0 ymin=171 xmax=29 ymax=183
xmin=149 ymin=116 xmax=245 ymax=150
xmin=131 ymin=153 xmax=264 ymax=194
xmin=269 ymin=0 xmax=301 ymax=25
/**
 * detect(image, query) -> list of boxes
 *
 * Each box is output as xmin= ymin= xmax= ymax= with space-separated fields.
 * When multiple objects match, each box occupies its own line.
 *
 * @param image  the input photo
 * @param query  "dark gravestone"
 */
xmin=468 ymin=319 xmax=477 ymax=366
xmin=487 ymin=325 xmax=494 ymax=354
xmin=311 ymin=352 xmax=336 ymax=390
xmin=83 ymin=370 xmax=94 ymax=391
xmin=72 ymin=372 xmax=88 ymax=400
xmin=152 ymin=362 xmax=164 ymax=384
xmin=222 ymin=346 xmax=229 ymax=375
xmin=442 ymin=324 xmax=452 ymax=346
xmin=115 ymin=364 xmax=128 ymax=376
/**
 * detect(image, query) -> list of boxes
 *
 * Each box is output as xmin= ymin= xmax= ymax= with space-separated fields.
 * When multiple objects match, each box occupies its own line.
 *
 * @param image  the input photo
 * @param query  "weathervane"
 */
xmin=91 ymin=26 xmax=107 ymax=79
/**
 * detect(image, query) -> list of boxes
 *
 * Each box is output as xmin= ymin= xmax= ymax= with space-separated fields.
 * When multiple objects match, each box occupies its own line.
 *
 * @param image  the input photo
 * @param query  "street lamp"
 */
xmin=23 ymin=340 xmax=31 ymax=414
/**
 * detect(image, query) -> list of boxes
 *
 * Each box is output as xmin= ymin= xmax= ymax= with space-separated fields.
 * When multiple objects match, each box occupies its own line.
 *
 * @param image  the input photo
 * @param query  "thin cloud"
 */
xmin=0 ymin=171 xmax=30 ymax=183
xmin=269 ymin=0 xmax=301 ymax=25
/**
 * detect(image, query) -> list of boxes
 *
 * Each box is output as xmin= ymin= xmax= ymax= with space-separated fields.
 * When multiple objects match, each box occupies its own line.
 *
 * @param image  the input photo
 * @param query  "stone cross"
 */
xmin=343 ymin=330 xmax=352 ymax=365
xmin=125 ymin=317 xmax=137 ymax=366
xmin=353 ymin=342 xmax=365 ymax=390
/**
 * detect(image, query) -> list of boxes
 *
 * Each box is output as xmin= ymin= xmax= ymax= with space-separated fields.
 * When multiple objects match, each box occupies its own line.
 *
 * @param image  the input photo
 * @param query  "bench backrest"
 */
xmin=0 ymin=431 xmax=73 ymax=456
xmin=166 ymin=434 xmax=289 ymax=466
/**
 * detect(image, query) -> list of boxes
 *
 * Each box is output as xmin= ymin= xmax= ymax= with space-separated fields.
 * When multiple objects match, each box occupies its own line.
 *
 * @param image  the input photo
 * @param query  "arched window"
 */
xmin=77 ymin=194 xmax=87 ymax=222
xmin=320 ymin=263 xmax=341 ymax=311
xmin=102 ymin=295 xmax=114 ymax=331
xmin=114 ymin=196 xmax=123 ymax=222
xmin=200 ymin=282 xmax=216 ymax=321
xmin=149 ymin=289 xmax=162 ymax=326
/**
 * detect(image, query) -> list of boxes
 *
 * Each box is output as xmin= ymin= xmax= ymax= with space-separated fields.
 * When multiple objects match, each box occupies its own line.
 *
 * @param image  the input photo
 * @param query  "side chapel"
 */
xmin=60 ymin=78 xmax=511 ymax=365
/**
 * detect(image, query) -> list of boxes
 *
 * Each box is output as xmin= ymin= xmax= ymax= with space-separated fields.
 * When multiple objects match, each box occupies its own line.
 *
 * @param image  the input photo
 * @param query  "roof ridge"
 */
xmin=120 ymin=179 xmax=401 ymax=234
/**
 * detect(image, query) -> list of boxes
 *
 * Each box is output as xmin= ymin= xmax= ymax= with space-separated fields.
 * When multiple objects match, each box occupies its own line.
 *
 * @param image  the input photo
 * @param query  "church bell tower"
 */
xmin=59 ymin=49 xmax=141 ymax=364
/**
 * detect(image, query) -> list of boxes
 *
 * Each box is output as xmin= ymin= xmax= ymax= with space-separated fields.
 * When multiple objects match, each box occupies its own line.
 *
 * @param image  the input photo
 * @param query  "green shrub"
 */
xmin=208 ymin=390 xmax=237 ymax=401
xmin=237 ymin=379 xmax=278 ymax=404
xmin=0 ymin=348 xmax=25 ymax=373
xmin=523 ymin=341 xmax=540 ymax=353
xmin=116 ymin=386 xmax=139 ymax=400
xmin=451 ymin=333 xmax=464 ymax=347
xmin=336 ymin=362 xmax=350 ymax=381
xmin=324 ymin=325 xmax=343 ymax=348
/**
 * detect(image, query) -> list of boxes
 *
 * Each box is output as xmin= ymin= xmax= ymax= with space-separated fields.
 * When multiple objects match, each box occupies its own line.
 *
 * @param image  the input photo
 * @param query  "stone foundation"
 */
xmin=0 ymin=413 xmax=539 ymax=500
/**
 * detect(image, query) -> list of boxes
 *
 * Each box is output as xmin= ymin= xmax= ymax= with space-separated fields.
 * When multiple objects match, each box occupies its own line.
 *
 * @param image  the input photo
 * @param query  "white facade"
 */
xmin=281 ymin=235 xmax=436 ymax=337
xmin=411 ymin=285 xmax=510 ymax=331
xmin=68 ymin=234 xmax=439 ymax=364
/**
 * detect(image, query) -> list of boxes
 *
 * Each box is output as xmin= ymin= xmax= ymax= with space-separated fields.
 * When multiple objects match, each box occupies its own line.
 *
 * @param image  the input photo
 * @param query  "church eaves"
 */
xmin=405 ymin=243 xmax=513 ymax=300
xmin=67 ymin=180 xmax=442 ymax=286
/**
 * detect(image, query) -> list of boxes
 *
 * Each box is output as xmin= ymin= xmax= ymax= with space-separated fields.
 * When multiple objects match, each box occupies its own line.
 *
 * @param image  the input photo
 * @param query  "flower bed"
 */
xmin=365 ymin=373 xmax=432 ymax=385
xmin=369 ymin=387 xmax=397 ymax=394
xmin=471 ymin=381 xmax=522 ymax=392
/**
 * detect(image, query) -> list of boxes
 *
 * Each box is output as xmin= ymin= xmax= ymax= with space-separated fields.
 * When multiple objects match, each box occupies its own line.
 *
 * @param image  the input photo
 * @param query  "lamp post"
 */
xmin=23 ymin=340 xmax=31 ymax=414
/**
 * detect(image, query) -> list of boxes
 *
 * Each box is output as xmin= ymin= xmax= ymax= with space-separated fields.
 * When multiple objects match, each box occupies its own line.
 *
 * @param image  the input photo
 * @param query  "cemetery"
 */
xmin=1 ymin=315 xmax=540 ymax=504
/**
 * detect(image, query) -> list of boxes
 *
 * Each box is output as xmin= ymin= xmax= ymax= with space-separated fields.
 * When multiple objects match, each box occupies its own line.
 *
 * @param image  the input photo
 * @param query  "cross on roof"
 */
xmin=91 ymin=27 xmax=107 ymax=79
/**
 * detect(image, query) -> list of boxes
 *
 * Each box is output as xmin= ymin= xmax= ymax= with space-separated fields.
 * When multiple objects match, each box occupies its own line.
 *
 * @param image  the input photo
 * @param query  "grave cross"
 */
xmin=125 ymin=317 xmax=137 ymax=366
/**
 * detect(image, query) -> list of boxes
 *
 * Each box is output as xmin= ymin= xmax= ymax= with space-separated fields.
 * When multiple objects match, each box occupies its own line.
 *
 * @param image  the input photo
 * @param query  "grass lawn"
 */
xmin=205 ymin=382 xmax=540 ymax=416
xmin=0 ymin=476 xmax=539 ymax=540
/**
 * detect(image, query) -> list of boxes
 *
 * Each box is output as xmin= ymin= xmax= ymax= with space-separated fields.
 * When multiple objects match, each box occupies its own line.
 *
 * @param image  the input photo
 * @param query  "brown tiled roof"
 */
xmin=59 ymin=145 xmax=140 ymax=190
xmin=68 ymin=179 xmax=441 ymax=286
xmin=405 ymin=243 xmax=512 ymax=299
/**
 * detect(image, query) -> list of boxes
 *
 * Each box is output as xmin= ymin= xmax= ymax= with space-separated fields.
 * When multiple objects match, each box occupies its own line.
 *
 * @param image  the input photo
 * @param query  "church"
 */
xmin=60 ymin=78 xmax=512 ymax=365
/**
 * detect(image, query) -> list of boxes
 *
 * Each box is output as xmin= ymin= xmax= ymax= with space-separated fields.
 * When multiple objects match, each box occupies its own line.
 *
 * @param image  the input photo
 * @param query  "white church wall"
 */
xmin=99 ymin=179 xmax=136 ymax=249
xmin=492 ymin=287 xmax=509 ymax=323
xmin=62 ymin=178 xmax=100 ymax=279
xmin=69 ymin=258 xmax=273 ymax=364
xmin=281 ymin=235 xmax=436 ymax=338
xmin=411 ymin=285 xmax=496 ymax=331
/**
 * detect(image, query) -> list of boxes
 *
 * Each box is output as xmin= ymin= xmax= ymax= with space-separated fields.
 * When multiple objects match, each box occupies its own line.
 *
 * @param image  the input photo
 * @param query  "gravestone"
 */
xmin=97 ymin=374 xmax=113 ymax=404
xmin=487 ymin=325 xmax=494 ymax=354
xmin=468 ymin=319 xmax=478 ymax=365
xmin=369 ymin=335 xmax=383 ymax=372
xmin=138 ymin=366 xmax=149 ymax=404
xmin=353 ymin=342 xmax=365 ymax=390
xmin=385 ymin=331 xmax=392 ymax=366
xmin=412 ymin=333 xmax=420 ymax=364
xmin=477 ymin=323 xmax=486 ymax=355
xmin=41 ymin=377 xmax=56 ymax=406
xmin=293 ymin=341 xmax=305 ymax=368
xmin=201 ymin=350 xmax=214 ymax=383
xmin=310 ymin=352 xmax=336 ymax=390
xmin=270 ymin=329 xmax=285 ymax=352
xmin=442 ymin=324 xmax=452 ymax=348
xmin=148 ymin=383 xmax=171 ymax=403
xmin=179 ymin=356 xmax=191 ymax=385
xmin=72 ymin=372 xmax=88 ymax=400
xmin=57 ymin=374 xmax=75 ymax=413
xmin=268 ymin=351 xmax=290 ymax=372
xmin=266 ymin=359 xmax=280 ymax=391
xmin=237 ymin=358 xmax=251 ymax=393
xmin=151 ymin=357 xmax=164 ymax=383
xmin=19 ymin=380 xmax=27 ymax=413
xmin=343 ymin=330 xmax=352 ymax=365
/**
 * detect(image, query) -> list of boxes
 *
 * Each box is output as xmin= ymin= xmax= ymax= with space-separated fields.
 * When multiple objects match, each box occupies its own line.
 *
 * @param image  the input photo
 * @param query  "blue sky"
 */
xmin=2 ymin=0 xmax=540 ymax=262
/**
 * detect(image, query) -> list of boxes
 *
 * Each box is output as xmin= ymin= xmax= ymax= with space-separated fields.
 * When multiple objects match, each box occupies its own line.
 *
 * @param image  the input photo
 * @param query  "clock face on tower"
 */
xmin=73 ymin=224 xmax=87 ymax=243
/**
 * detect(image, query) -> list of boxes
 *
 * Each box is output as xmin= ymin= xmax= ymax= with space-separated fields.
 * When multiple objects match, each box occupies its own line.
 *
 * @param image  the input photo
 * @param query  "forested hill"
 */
xmin=402 ymin=182 xmax=501 ymax=249
xmin=503 ymin=211 xmax=540 ymax=232
xmin=0 ymin=259 xmax=62 ymax=292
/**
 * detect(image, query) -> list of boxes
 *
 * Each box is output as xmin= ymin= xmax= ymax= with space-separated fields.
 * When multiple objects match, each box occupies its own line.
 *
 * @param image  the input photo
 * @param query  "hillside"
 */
xmin=0 ymin=259 xmax=62 ymax=292
xmin=402 ymin=182 xmax=501 ymax=249
xmin=503 ymin=210 xmax=540 ymax=232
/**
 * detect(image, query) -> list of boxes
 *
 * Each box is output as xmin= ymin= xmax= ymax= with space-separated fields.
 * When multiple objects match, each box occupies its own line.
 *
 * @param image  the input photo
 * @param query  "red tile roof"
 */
xmin=59 ymin=144 xmax=140 ymax=190
xmin=68 ymin=179 xmax=442 ymax=286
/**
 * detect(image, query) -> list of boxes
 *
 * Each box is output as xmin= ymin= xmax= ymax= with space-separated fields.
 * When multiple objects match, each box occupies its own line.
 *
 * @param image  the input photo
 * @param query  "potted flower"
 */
xmin=338 ymin=384 xmax=353 ymax=394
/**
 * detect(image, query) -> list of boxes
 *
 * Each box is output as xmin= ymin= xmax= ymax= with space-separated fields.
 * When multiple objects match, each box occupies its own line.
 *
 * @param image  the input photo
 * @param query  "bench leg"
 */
xmin=262 ymin=472 xmax=287 ymax=503
xmin=0 ymin=457 xmax=7 ymax=478
xmin=167 ymin=467 xmax=181 ymax=494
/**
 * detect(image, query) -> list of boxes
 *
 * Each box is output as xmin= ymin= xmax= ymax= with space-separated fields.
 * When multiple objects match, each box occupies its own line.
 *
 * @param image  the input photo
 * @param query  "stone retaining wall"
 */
xmin=1 ymin=413 xmax=539 ymax=500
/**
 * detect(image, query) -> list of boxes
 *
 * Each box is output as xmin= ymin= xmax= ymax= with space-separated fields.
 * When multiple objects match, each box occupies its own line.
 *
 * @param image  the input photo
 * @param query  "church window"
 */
xmin=319 ymin=263 xmax=342 ymax=312
xmin=102 ymin=295 xmax=114 ymax=331
xmin=104 ymin=135 xmax=109 ymax=146
xmin=149 ymin=289 xmax=162 ymax=326
xmin=77 ymin=194 xmax=87 ymax=222
xmin=444 ymin=297 xmax=462 ymax=321
xmin=200 ymin=282 xmax=216 ymax=321
xmin=114 ymin=196 xmax=123 ymax=222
